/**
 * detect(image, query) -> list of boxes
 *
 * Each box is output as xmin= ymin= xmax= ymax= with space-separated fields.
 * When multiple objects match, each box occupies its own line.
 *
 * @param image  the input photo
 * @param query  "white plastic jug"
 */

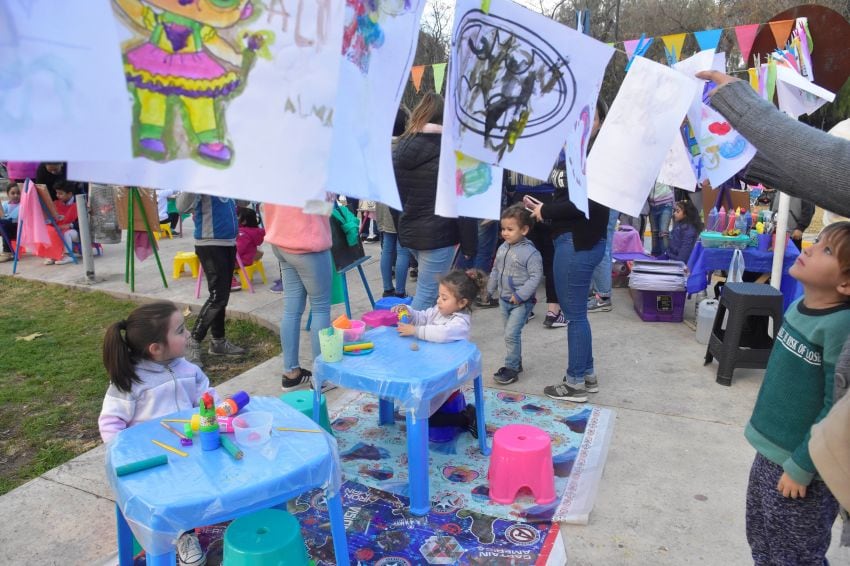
xmin=696 ymin=299 xmax=719 ymax=344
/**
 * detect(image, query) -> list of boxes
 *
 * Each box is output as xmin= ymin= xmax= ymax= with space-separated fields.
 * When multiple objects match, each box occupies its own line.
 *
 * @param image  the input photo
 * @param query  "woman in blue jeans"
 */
xmin=393 ymin=92 xmax=477 ymax=310
xmin=263 ymin=202 xmax=333 ymax=389
xmin=526 ymin=99 xmax=610 ymax=402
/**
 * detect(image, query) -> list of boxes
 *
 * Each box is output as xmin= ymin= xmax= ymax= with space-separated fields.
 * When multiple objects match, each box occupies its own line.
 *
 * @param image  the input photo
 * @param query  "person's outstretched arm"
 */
xmin=699 ymin=73 xmax=850 ymax=218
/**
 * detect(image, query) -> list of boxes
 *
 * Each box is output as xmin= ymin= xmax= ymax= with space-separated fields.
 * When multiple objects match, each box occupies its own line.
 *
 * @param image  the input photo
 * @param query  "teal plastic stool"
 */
xmin=280 ymin=390 xmax=333 ymax=435
xmin=223 ymin=509 xmax=309 ymax=566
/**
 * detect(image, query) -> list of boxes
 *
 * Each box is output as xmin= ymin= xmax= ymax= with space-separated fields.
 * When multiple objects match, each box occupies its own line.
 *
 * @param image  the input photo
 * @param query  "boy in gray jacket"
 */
xmin=486 ymin=205 xmax=544 ymax=384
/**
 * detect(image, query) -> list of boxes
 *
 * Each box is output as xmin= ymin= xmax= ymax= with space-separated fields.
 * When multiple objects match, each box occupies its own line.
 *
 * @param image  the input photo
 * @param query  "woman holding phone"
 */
xmin=525 ymin=99 xmax=610 ymax=403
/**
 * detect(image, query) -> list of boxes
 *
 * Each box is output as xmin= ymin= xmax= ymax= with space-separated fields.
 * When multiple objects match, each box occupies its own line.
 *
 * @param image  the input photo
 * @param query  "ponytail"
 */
xmin=102 ymin=301 xmax=178 ymax=393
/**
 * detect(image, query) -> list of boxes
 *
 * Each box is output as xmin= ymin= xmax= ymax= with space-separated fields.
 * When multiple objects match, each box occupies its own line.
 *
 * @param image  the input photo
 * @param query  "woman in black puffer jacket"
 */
xmin=393 ymin=92 xmax=477 ymax=310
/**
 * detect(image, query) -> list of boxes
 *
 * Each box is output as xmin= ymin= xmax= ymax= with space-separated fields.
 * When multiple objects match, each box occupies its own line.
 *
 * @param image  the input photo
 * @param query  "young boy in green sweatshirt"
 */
xmin=744 ymin=221 xmax=850 ymax=564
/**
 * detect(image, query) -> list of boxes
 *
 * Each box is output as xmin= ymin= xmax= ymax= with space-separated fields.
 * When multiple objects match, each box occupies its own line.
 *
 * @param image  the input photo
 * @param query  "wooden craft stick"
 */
xmin=161 ymin=418 xmax=191 ymax=423
xmin=276 ymin=427 xmax=323 ymax=433
xmin=151 ymin=439 xmax=188 ymax=457
xmin=160 ymin=421 xmax=188 ymax=439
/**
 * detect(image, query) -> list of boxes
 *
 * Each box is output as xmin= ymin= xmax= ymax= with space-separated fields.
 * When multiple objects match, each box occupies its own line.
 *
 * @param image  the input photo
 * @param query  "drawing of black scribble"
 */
xmin=452 ymin=9 xmax=575 ymax=160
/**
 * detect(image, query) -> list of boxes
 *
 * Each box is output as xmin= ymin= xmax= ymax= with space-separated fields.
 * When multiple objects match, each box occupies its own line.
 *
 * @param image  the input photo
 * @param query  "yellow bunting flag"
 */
xmin=432 ymin=63 xmax=447 ymax=93
xmin=411 ymin=65 xmax=425 ymax=92
xmin=768 ymin=20 xmax=795 ymax=49
xmin=661 ymin=33 xmax=687 ymax=63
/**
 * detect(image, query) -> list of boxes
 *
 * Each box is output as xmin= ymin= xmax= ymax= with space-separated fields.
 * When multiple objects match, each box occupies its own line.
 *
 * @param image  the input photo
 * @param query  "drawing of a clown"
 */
xmin=113 ymin=0 xmax=263 ymax=165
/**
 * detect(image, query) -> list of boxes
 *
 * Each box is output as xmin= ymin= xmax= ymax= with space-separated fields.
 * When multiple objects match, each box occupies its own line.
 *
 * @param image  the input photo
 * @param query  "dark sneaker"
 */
xmin=209 ymin=339 xmax=245 ymax=356
xmin=544 ymin=382 xmax=588 ymax=403
xmin=475 ymin=297 xmax=499 ymax=309
xmin=463 ymin=404 xmax=479 ymax=439
xmin=587 ymin=295 xmax=613 ymax=312
xmin=543 ymin=310 xmax=558 ymax=327
xmin=382 ymin=289 xmax=396 ymax=298
xmin=177 ymin=531 xmax=206 ymax=566
xmin=282 ymin=368 xmax=312 ymax=389
xmin=526 ymin=310 xmax=535 ymax=323
xmin=550 ymin=311 xmax=567 ymax=328
xmin=585 ymin=374 xmax=599 ymax=393
xmin=409 ymin=268 xmax=418 ymax=280
xmin=185 ymin=337 xmax=203 ymax=368
xmin=364 ymin=236 xmax=379 ymax=243
xmin=269 ymin=279 xmax=283 ymax=293
xmin=493 ymin=367 xmax=520 ymax=385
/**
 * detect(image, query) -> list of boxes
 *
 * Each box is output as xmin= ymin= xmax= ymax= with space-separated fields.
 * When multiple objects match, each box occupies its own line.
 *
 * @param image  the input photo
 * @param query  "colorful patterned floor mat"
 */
xmin=330 ymin=387 xmax=615 ymax=524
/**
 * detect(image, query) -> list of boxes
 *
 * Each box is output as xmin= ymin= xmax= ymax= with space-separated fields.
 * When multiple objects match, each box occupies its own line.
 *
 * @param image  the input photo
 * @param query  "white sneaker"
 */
xmin=44 ymin=258 xmax=56 ymax=265
xmin=176 ymin=531 xmax=206 ymax=566
xmin=55 ymin=255 xmax=74 ymax=265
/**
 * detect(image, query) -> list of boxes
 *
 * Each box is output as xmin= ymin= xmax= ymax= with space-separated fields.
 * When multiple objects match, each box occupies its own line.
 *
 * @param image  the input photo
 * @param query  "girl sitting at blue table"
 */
xmin=665 ymin=199 xmax=703 ymax=263
xmin=391 ymin=269 xmax=487 ymax=436
xmin=98 ymin=301 xmax=218 ymax=566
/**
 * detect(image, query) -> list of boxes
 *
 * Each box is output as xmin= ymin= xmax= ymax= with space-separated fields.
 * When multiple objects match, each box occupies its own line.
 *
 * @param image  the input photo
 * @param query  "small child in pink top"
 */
xmin=236 ymin=207 xmax=266 ymax=267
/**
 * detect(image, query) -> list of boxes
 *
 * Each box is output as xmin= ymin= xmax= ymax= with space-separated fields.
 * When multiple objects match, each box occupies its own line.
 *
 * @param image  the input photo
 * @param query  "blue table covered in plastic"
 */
xmin=313 ymin=326 xmax=490 ymax=516
xmin=686 ymin=242 xmax=803 ymax=311
xmin=106 ymin=396 xmax=350 ymax=566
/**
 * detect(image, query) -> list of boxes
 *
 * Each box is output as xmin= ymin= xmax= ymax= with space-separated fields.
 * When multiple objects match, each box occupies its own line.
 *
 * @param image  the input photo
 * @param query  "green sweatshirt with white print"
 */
xmin=745 ymin=298 xmax=850 ymax=485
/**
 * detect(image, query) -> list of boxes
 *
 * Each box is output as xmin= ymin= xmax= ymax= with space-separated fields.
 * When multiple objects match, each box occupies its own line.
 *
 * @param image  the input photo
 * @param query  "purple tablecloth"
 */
xmin=686 ymin=242 xmax=802 ymax=311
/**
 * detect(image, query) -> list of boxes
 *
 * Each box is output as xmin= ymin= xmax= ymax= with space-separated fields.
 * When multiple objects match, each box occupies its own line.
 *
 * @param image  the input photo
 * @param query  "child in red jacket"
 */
xmin=236 ymin=207 xmax=265 ymax=268
xmin=47 ymin=182 xmax=80 ymax=265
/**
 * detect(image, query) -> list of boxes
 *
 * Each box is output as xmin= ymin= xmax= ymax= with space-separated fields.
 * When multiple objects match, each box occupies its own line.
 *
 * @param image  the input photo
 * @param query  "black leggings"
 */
xmin=193 ymin=245 xmax=236 ymax=341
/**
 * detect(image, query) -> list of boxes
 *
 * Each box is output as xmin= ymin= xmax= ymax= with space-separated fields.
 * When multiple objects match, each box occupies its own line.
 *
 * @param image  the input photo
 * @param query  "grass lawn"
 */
xmin=0 ymin=276 xmax=281 ymax=495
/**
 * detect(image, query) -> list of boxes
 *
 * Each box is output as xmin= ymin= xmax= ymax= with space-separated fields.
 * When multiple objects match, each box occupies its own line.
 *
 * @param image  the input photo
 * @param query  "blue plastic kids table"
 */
xmin=106 ymin=397 xmax=350 ymax=566
xmin=313 ymin=326 xmax=490 ymax=516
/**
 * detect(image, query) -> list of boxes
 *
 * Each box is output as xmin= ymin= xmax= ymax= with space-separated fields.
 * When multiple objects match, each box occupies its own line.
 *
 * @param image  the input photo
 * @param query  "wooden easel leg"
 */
xmin=132 ymin=189 xmax=168 ymax=290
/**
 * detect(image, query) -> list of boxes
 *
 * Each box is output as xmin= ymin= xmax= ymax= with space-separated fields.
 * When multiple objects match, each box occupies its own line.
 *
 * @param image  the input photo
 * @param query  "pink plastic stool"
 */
xmin=487 ymin=424 xmax=556 ymax=505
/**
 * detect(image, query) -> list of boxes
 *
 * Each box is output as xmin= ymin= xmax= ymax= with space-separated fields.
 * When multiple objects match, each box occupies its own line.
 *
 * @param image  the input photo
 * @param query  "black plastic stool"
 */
xmin=704 ymin=282 xmax=784 ymax=386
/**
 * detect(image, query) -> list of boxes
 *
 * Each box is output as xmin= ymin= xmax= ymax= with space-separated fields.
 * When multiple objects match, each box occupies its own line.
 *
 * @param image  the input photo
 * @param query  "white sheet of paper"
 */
xmin=657 ymin=131 xmax=698 ymax=191
xmin=0 ymin=1 xmax=132 ymax=160
xmin=71 ymin=1 xmax=345 ymax=207
xmin=448 ymin=0 xmax=614 ymax=181
xmin=775 ymin=65 xmax=835 ymax=119
xmin=697 ymin=103 xmax=756 ymax=187
xmin=327 ymin=0 xmax=427 ymax=210
xmin=435 ymin=101 xmax=503 ymax=220
xmin=587 ymin=57 xmax=697 ymax=217
xmin=673 ymin=49 xmax=716 ymax=136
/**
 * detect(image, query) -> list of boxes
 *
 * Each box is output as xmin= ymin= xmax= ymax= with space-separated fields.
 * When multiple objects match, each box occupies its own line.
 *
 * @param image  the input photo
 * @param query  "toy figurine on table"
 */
xmin=389 ymin=269 xmax=488 ymax=437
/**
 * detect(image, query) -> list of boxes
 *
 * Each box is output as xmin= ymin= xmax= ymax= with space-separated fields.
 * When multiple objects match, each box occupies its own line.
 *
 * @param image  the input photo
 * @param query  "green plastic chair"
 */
xmin=280 ymin=390 xmax=333 ymax=435
xmin=223 ymin=509 xmax=310 ymax=566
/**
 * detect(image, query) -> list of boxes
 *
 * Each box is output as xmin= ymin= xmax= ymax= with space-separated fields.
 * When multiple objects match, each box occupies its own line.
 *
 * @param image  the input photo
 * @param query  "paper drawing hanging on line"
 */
xmin=341 ymin=0 xmax=413 ymax=74
xmin=113 ymin=0 xmax=273 ymax=167
xmin=447 ymin=0 xmax=614 ymax=181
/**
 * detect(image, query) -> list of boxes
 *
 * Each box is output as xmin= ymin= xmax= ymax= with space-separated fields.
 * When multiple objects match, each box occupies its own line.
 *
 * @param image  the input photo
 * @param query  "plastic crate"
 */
xmin=631 ymin=289 xmax=686 ymax=322
xmin=699 ymin=231 xmax=751 ymax=249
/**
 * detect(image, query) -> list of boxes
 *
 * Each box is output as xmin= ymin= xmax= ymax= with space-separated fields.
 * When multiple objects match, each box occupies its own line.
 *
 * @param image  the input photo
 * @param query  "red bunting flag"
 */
xmin=734 ymin=23 xmax=760 ymax=63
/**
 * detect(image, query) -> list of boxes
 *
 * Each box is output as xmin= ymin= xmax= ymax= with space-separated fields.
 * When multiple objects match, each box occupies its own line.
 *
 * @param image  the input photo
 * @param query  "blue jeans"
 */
xmin=591 ymin=209 xmax=619 ymax=297
xmin=410 ymin=246 xmax=456 ymax=310
xmin=649 ymin=203 xmax=673 ymax=256
xmin=380 ymin=232 xmax=411 ymax=295
xmin=500 ymin=299 xmax=532 ymax=370
xmin=456 ymin=220 xmax=499 ymax=273
xmin=553 ymin=233 xmax=605 ymax=383
xmin=272 ymin=246 xmax=332 ymax=372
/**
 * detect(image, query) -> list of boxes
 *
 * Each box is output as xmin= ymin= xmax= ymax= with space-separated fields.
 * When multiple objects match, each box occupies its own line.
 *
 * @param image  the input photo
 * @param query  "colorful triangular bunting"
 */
xmin=623 ymin=38 xmax=641 ymax=60
xmin=734 ymin=23 xmax=760 ymax=63
xmin=693 ymin=29 xmax=723 ymax=52
xmin=411 ymin=65 xmax=425 ymax=92
xmin=432 ymin=63 xmax=447 ymax=94
xmin=661 ymin=33 xmax=687 ymax=64
xmin=768 ymin=19 xmax=794 ymax=49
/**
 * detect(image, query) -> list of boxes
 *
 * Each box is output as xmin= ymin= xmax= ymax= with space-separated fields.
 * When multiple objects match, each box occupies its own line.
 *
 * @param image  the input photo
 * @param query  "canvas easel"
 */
xmin=118 ymin=187 xmax=168 ymax=292
xmin=12 ymin=180 xmax=78 ymax=275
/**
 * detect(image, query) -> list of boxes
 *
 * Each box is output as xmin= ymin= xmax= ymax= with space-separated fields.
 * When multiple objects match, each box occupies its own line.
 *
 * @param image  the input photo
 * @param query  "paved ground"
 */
xmin=0 ymin=226 xmax=846 ymax=565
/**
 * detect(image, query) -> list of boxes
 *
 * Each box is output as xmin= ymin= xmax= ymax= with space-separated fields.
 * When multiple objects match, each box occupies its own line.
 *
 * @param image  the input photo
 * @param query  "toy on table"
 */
xmin=217 ymin=390 xmax=250 ymax=417
xmin=199 ymin=392 xmax=221 ymax=451
xmin=161 ymin=421 xmax=193 ymax=446
xmin=343 ymin=341 xmax=374 ymax=355
xmin=220 ymin=435 xmax=244 ymax=461
xmin=116 ymin=454 xmax=168 ymax=477
xmin=396 ymin=306 xmax=411 ymax=324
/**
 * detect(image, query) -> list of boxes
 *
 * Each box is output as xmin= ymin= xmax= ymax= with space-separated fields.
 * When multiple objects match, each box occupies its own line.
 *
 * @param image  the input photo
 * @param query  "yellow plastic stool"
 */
xmin=159 ymin=223 xmax=173 ymax=239
xmin=173 ymin=252 xmax=200 ymax=279
xmin=237 ymin=259 xmax=267 ymax=290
